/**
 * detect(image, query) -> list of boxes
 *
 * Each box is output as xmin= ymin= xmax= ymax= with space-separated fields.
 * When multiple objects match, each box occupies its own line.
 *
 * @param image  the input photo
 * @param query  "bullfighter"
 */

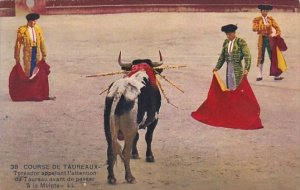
xmin=213 ymin=24 xmax=251 ymax=90
xmin=252 ymin=4 xmax=283 ymax=81
xmin=14 ymin=13 xmax=47 ymax=77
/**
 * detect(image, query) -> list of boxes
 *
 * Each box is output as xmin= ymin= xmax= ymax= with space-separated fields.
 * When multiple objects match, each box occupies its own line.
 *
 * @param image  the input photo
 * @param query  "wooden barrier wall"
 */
xmin=0 ymin=0 xmax=15 ymax=16
xmin=2 ymin=0 xmax=299 ymax=17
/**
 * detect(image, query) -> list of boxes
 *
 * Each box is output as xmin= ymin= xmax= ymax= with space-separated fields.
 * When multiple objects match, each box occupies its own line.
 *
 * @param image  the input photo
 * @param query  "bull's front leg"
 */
xmin=131 ymin=132 xmax=140 ymax=159
xmin=123 ymin=140 xmax=136 ymax=183
xmin=145 ymin=119 xmax=158 ymax=162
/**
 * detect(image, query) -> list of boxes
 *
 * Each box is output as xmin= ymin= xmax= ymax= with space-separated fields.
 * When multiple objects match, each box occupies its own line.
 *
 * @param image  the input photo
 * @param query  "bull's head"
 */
xmin=118 ymin=51 xmax=163 ymax=70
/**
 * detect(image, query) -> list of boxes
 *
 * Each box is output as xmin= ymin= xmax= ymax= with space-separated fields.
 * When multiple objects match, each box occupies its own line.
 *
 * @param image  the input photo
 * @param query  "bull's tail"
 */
xmin=104 ymin=94 xmax=123 ymax=160
xmin=105 ymin=77 xmax=143 ymax=162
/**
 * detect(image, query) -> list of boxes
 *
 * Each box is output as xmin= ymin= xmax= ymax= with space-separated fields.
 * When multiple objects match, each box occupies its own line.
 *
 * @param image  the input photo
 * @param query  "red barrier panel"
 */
xmin=13 ymin=0 xmax=299 ymax=15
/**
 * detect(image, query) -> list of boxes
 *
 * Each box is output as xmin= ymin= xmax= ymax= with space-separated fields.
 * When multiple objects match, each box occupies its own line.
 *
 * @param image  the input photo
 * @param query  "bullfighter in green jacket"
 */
xmin=213 ymin=24 xmax=251 ymax=90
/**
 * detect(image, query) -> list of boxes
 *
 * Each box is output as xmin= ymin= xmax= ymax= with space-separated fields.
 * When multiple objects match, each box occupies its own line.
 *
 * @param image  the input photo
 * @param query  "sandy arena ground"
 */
xmin=0 ymin=12 xmax=300 ymax=190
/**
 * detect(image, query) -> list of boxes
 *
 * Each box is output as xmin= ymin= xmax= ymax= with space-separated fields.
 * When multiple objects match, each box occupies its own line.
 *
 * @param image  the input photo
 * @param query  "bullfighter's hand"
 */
xmin=213 ymin=68 xmax=218 ymax=72
xmin=243 ymin=70 xmax=248 ymax=75
xmin=276 ymin=32 xmax=281 ymax=37
xmin=15 ymin=58 xmax=20 ymax=64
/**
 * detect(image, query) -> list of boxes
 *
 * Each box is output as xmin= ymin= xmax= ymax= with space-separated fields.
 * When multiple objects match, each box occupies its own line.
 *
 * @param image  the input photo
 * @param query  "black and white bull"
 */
xmin=104 ymin=52 xmax=163 ymax=184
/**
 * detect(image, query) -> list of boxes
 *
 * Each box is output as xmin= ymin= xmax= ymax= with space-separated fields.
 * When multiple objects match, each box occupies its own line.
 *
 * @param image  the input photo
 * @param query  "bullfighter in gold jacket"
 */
xmin=252 ymin=4 xmax=283 ymax=81
xmin=14 ymin=13 xmax=46 ymax=77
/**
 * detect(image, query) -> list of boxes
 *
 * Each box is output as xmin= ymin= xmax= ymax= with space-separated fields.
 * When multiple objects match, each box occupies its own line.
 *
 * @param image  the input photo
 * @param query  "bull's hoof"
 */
xmin=107 ymin=177 xmax=117 ymax=185
xmin=131 ymin=154 xmax=140 ymax=159
xmin=146 ymin=156 xmax=155 ymax=162
xmin=126 ymin=176 xmax=136 ymax=184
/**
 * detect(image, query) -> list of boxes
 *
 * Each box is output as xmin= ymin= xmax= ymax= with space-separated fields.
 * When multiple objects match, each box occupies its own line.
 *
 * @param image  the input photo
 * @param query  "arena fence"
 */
xmin=1 ymin=0 xmax=299 ymax=17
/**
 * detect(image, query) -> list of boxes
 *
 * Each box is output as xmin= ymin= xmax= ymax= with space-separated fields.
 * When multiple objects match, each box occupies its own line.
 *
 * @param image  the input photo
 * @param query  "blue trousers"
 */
xmin=30 ymin=47 xmax=37 ymax=76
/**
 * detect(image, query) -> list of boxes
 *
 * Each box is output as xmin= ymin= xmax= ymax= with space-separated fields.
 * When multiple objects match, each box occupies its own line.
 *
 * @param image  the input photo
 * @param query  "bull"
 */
xmin=104 ymin=51 xmax=163 ymax=184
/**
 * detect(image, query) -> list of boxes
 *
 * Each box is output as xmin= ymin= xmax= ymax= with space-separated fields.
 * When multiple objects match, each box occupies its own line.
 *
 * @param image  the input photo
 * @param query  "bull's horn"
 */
xmin=118 ymin=51 xmax=132 ymax=68
xmin=152 ymin=50 xmax=163 ymax=67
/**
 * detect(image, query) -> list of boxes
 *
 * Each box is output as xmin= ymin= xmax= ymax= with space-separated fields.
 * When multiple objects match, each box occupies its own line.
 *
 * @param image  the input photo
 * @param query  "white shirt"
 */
xmin=28 ymin=26 xmax=36 ymax=43
xmin=228 ymin=38 xmax=236 ymax=54
xmin=262 ymin=16 xmax=269 ymax=25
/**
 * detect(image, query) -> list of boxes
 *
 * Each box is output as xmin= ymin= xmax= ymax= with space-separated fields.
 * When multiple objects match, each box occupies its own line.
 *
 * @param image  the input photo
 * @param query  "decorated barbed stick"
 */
xmin=86 ymin=70 xmax=126 ymax=77
xmin=155 ymin=65 xmax=187 ymax=70
xmin=86 ymin=64 xmax=186 ymax=78
xmin=99 ymin=88 xmax=109 ymax=95
xmin=155 ymin=71 xmax=184 ymax=93
xmin=156 ymin=78 xmax=178 ymax=108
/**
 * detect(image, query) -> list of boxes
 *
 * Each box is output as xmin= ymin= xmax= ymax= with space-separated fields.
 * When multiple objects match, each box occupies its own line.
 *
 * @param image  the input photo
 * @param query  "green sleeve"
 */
xmin=239 ymin=38 xmax=251 ymax=72
xmin=215 ymin=41 xmax=226 ymax=69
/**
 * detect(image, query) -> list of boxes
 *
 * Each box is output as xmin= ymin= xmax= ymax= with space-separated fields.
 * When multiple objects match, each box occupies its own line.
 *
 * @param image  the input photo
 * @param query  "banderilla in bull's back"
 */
xmin=86 ymin=51 xmax=186 ymax=106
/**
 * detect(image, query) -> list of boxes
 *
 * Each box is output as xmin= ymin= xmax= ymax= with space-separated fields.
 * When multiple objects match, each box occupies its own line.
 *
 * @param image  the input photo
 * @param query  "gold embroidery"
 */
xmin=14 ymin=25 xmax=46 ymax=76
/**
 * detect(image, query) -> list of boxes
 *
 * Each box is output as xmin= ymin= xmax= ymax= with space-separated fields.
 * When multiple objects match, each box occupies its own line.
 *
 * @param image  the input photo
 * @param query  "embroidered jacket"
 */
xmin=252 ymin=16 xmax=281 ymax=65
xmin=14 ymin=25 xmax=46 ymax=76
xmin=215 ymin=38 xmax=251 ymax=87
xmin=252 ymin=16 xmax=281 ymax=36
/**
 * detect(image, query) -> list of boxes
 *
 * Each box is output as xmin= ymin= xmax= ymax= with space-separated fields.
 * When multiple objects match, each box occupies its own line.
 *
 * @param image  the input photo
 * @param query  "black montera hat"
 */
xmin=258 ymin=4 xmax=273 ymax=10
xmin=26 ymin=13 xmax=40 ymax=21
xmin=221 ymin=24 xmax=238 ymax=33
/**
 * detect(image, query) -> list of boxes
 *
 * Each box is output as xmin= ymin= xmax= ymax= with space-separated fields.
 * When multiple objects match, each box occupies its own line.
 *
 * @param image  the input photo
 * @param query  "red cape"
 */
xmin=191 ymin=73 xmax=263 ymax=130
xmin=270 ymin=35 xmax=288 ymax=76
xmin=9 ymin=60 xmax=50 ymax=101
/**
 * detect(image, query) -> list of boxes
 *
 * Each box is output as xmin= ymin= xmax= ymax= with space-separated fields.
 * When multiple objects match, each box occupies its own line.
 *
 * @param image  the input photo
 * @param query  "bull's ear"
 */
xmin=152 ymin=50 xmax=163 ymax=67
xmin=155 ymin=68 xmax=163 ymax=74
xmin=121 ymin=66 xmax=132 ymax=71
